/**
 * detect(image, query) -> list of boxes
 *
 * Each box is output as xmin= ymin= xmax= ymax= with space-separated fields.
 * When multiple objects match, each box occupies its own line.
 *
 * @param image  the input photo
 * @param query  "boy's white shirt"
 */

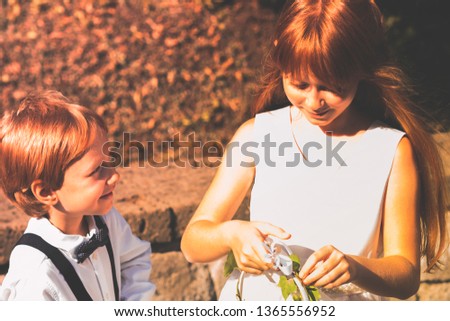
xmin=0 ymin=207 xmax=155 ymax=301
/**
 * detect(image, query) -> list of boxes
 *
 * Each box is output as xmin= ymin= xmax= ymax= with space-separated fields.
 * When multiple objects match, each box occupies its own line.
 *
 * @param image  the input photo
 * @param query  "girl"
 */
xmin=181 ymin=0 xmax=447 ymax=300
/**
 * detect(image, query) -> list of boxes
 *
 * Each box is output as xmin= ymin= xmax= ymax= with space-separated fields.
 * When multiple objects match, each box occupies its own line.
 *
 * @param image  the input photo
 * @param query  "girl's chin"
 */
xmin=305 ymin=115 xmax=333 ymax=126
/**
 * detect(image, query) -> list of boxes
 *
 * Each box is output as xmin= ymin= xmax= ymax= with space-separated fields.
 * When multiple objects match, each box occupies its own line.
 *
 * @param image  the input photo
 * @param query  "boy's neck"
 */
xmin=47 ymin=210 xmax=89 ymax=236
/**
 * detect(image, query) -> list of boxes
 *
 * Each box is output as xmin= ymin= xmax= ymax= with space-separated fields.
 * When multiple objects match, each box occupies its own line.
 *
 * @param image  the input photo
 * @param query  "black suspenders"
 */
xmin=15 ymin=216 xmax=119 ymax=301
xmin=94 ymin=216 xmax=120 ymax=301
xmin=16 ymin=234 xmax=93 ymax=300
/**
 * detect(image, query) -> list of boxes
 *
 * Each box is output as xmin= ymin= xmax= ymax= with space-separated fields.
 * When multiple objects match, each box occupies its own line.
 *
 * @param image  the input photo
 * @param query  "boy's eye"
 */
xmin=89 ymin=166 xmax=101 ymax=176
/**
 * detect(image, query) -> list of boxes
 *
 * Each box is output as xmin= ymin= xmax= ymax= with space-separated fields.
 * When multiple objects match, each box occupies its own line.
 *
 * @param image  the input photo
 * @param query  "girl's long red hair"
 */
xmin=253 ymin=0 xmax=447 ymax=272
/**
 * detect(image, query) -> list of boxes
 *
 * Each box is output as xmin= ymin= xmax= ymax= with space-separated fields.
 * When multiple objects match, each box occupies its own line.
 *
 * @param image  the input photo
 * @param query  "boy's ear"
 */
xmin=30 ymin=180 xmax=58 ymax=206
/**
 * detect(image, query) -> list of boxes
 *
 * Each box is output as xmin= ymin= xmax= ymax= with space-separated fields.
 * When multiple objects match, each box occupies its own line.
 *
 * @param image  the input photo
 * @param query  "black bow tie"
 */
xmin=75 ymin=224 xmax=110 ymax=263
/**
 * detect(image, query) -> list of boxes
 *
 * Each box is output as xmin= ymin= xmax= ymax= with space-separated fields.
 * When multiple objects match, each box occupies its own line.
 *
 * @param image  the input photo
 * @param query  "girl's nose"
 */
xmin=305 ymin=88 xmax=325 ymax=111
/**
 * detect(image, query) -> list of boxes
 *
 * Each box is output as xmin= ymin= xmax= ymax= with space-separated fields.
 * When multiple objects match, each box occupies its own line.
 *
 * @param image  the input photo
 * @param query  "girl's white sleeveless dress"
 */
xmin=219 ymin=106 xmax=405 ymax=301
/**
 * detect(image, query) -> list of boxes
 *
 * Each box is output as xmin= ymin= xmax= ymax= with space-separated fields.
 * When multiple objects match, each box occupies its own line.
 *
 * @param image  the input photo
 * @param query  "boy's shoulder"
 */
xmin=11 ymin=217 xmax=56 ymax=271
xmin=8 ymin=241 xmax=54 ymax=273
xmin=4 ymin=242 xmax=60 ymax=284
xmin=101 ymin=206 xmax=128 ymax=230
xmin=1 ymin=244 xmax=66 ymax=300
xmin=103 ymin=206 xmax=122 ymax=220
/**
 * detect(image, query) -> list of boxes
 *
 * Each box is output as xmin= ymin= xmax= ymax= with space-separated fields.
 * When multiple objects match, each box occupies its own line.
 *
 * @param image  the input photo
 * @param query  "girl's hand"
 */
xmin=299 ymin=245 xmax=357 ymax=289
xmin=226 ymin=220 xmax=291 ymax=275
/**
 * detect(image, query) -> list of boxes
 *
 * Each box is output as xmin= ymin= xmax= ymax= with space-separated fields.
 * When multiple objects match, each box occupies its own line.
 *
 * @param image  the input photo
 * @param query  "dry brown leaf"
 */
xmin=167 ymin=70 xmax=176 ymax=85
xmin=133 ymin=91 xmax=142 ymax=112
xmin=207 ymin=25 xmax=215 ymax=37
xmin=146 ymin=118 xmax=156 ymax=130
xmin=234 ymin=70 xmax=243 ymax=82
xmin=181 ymin=70 xmax=192 ymax=81
xmin=164 ymin=37 xmax=179 ymax=48
xmin=219 ymin=57 xmax=234 ymax=73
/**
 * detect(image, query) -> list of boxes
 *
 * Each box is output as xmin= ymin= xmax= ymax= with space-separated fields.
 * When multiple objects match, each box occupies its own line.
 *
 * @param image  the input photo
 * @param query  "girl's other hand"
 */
xmin=225 ymin=220 xmax=291 ymax=275
xmin=299 ymin=245 xmax=357 ymax=289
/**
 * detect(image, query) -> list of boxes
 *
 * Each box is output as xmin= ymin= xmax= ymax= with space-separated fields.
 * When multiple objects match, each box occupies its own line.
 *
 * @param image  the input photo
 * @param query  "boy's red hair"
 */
xmin=0 ymin=91 xmax=107 ymax=217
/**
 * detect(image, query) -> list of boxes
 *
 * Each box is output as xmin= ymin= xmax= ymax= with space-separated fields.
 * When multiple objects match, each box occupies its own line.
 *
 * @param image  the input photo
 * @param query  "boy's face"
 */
xmin=54 ymin=130 xmax=119 ymax=217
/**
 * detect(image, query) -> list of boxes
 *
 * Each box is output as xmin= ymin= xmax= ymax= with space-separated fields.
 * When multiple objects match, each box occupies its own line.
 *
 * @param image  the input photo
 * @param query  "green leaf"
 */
xmin=277 ymin=275 xmax=298 ymax=300
xmin=289 ymin=253 xmax=301 ymax=273
xmin=224 ymin=251 xmax=238 ymax=277
xmin=306 ymin=286 xmax=321 ymax=301
xmin=292 ymin=293 xmax=302 ymax=301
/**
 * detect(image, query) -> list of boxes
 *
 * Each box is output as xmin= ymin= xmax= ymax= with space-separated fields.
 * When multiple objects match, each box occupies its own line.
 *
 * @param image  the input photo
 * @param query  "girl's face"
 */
xmin=282 ymin=73 xmax=359 ymax=132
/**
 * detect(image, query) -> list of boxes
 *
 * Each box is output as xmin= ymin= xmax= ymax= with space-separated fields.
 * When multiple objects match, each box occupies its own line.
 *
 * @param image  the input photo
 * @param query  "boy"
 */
xmin=0 ymin=91 xmax=155 ymax=300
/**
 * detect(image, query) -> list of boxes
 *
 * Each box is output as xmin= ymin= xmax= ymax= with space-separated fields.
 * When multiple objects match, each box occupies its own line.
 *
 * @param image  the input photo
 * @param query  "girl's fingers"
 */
xmin=236 ymin=242 xmax=271 ymax=272
xmin=232 ymin=221 xmax=291 ymax=274
xmin=244 ymin=241 xmax=273 ymax=271
xmin=322 ymin=271 xmax=350 ymax=289
xmin=302 ymin=259 xmax=334 ymax=285
xmin=236 ymin=256 xmax=269 ymax=273
xmin=254 ymin=239 xmax=275 ymax=266
xmin=299 ymin=246 xmax=330 ymax=280
xmin=235 ymin=255 xmax=262 ymax=271
xmin=300 ymin=245 xmax=345 ymax=284
xmin=310 ymin=260 xmax=349 ymax=287
xmin=239 ymin=266 xmax=264 ymax=275
xmin=253 ymin=221 xmax=291 ymax=240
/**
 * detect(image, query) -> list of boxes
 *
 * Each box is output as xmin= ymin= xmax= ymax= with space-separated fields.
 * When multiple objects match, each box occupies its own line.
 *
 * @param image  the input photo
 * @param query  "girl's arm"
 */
xmin=181 ymin=119 xmax=290 ymax=274
xmin=299 ymin=137 xmax=421 ymax=299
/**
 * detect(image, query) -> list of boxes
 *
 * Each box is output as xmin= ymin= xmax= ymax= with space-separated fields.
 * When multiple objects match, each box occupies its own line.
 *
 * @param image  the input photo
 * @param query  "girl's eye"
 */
xmin=293 ymin=82 xmax=309 ymax=90
xmin=320 ymin=86 xmax=343 ymax=95
xmin=322 ymin=86 xmax=335 ymax=93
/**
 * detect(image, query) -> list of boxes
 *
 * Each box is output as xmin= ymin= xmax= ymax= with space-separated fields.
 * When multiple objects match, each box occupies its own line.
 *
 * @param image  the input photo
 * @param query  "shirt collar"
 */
xmin=25 ymin=216 xmax=100 ymax=260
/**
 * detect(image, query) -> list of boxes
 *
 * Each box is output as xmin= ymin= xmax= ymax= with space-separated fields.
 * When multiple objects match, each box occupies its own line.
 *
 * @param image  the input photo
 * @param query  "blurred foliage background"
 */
xmin=1 ymin=0 xmax=449 ymax=150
